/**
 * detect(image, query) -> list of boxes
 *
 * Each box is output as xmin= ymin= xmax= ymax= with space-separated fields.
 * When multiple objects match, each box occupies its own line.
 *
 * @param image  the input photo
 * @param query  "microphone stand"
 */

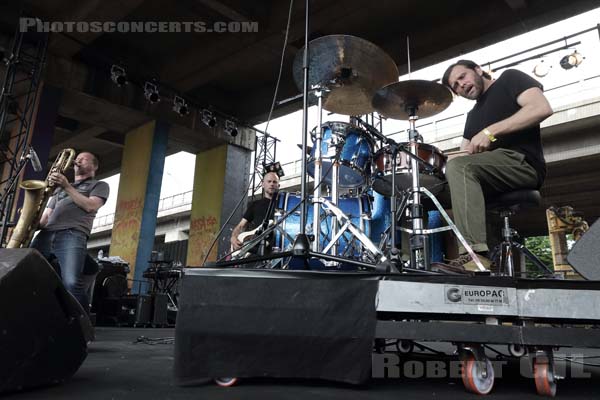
xmin=354 ymin=117 xmax=404 ymax=268
xmin=0 ymin=155 xmax=30 ymax=245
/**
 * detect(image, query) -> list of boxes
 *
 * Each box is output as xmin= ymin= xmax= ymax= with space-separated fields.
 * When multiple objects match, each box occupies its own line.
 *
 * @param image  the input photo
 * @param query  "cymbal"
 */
xmin=297 ymin=143 xmax=312 ymax=155
xmin=372 ymin=80 xmax=453 ymax=120
xmin=293 ymin=35 xmax=399 ymax=116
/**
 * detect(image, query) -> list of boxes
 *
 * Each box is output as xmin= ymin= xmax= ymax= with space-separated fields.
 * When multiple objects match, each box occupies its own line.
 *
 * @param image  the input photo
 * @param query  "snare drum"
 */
xmin=372 ymin=143 xmax=446 ymax=197
xmin=274 ymin=192 xmax=371 ymax=257
xmin=307 ymin=122 xmax=375 ymax=188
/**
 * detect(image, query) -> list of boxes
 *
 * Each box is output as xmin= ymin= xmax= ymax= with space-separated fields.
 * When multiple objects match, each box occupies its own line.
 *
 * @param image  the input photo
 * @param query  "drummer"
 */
xmin=441 ymin=59 xmax=553 ymax=270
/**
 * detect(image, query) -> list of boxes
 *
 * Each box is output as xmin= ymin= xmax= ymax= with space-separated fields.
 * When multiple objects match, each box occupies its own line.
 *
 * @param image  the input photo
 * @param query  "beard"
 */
xmin=464 ymin=74 xmax=484 ymax=100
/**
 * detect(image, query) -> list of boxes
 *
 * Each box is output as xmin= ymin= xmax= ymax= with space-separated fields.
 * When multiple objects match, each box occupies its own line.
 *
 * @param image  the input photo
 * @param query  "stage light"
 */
xmin=264 ymin=161 xmax=285 ymax=177
xmin=224 ymin=120 xmax=238 ymax=137
xmin=172 ymin=96 xmax=189 ymax=116
xmin=560 ymin=50 xmax=584 ymax=70
xmin=144 ymin=82 xmax=160 ymax=104
xmin=201 ymin=109 xmax=216 ymax=127
xmin=532 ymin=59 xmax=550 ymax=77
xmin=110 ymin=65 xmax=128 ymax=86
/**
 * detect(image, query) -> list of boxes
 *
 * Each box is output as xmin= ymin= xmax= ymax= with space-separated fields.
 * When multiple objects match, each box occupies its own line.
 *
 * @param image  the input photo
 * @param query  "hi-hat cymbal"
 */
xmin=293 ymin=35 xmax=399 ymax=116
xmin=372 ymin=80 xmax=453 ymax=120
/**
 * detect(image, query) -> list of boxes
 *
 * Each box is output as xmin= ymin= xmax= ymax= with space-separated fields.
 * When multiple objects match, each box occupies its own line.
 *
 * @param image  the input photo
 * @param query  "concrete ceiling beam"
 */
xmin=45 ymin=0 xmax=147 ymax=58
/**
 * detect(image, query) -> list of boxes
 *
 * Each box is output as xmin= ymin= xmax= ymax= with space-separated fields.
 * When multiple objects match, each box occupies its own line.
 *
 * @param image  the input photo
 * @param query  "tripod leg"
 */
xmin=321 ymin=198 xmax=387 ymax=262
xmin=420 ymin=187 xmax=487 ymax=272
xmin=512 ymin=242 xmax=554 ymax=276
xmin=498 ymin=240 xmax=513 ymax=276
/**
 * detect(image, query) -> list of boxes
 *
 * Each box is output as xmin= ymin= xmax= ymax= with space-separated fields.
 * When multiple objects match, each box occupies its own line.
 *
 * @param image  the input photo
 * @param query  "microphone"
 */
xmin=27 ymin=146 xmax=43 ymax=172
xmin=354 ymin=117 xmax=386 ymax=142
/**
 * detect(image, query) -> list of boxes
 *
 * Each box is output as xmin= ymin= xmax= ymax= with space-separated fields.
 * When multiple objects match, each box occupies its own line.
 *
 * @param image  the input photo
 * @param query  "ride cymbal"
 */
xmin=293 ymin=35 xmax=399 ymax=116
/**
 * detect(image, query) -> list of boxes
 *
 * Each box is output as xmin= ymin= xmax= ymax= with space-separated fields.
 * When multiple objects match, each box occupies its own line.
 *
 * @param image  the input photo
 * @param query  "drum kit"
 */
xmin=232 ymin=34 xmax=486 ymax=272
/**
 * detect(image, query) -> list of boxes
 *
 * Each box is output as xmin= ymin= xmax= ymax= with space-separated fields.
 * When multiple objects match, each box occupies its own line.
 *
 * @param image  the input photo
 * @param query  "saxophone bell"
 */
xmin=6 ymin=148 xmax=76 ymax=248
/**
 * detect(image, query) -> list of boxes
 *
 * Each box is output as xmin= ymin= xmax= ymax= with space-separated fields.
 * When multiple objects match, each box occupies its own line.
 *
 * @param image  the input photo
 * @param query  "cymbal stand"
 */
xmin=392 ymin=106 xmax=486 ymax=271
xmin=387 ymin=140 xmax=401 ymax=264
xmin=406 ymin=107 xmax=429 ymax=270
xmin=330 ymin=162 xmax=340 ymax=256
xmin=312 ymin=86 xmax=325 ymax=252
xmin=401 ymin=186 xmax=488 ymax=272
xmin=319 ymin=197 xmax=385 ymax=262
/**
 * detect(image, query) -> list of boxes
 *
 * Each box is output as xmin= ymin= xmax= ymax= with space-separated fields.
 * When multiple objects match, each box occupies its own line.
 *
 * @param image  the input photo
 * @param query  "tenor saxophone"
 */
xmin=7 ymin=148 xmax=76 ymax=248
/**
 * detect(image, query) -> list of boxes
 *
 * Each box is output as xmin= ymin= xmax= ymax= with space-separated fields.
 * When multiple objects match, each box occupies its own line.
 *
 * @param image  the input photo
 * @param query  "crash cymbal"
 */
xmin=372 ymin=80 xmax=453 ymax=120
xmin=293 ymin=35 xmax=399 ymax=116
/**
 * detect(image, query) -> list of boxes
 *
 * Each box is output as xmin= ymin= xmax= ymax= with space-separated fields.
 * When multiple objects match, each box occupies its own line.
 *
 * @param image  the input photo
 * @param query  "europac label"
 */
xmin=445 ymin=285 xmax=509 ymax=306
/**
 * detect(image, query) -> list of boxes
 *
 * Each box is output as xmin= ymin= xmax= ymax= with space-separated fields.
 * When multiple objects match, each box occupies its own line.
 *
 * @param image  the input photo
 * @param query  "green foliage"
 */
xmin=524 ymin=236 xmax=554 ymax=272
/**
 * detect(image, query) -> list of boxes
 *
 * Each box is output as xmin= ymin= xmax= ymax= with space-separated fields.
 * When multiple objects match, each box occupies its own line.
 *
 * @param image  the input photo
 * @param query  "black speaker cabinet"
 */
xmin=0 ymin=249 xmax=93 ymax=393
xmin=152 ymin=293 xmax=168 ymax=326
xmin=135 ymin=294 xmax=153 ymax=326
xmin=568 ymin=218 xmax=600 ymax=280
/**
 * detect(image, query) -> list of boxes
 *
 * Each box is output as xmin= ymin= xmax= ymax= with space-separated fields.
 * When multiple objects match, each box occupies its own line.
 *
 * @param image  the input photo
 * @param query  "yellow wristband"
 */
xmin=482 ymin=128 xmax=497 ymax=142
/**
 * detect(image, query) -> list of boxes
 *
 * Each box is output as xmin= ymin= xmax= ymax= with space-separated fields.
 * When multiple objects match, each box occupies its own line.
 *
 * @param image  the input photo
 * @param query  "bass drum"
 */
xmin=274 ymin=192 xmax=371 ymax=257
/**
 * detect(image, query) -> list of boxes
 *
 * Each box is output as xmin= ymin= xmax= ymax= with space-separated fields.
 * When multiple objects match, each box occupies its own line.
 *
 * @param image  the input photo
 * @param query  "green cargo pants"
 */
xmin=444 ymin=148 xmax=540 ymax=255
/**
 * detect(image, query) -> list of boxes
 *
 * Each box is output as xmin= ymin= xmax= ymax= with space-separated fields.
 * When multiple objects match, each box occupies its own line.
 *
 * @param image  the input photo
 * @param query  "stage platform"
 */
xmin=4 ymin=326 xmax=599 ymax=399
xmin=172 ymin=268 xmax=600 ymax=396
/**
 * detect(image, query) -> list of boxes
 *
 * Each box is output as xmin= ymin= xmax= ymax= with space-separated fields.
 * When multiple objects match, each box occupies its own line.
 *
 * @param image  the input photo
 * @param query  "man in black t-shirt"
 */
xmin=31 ymin=151 xmax=109 ymax=311
xmin=230 ymin=171 xmax=280 ymax=253
xmin=441 ymin=60 xmax=553 ymax=270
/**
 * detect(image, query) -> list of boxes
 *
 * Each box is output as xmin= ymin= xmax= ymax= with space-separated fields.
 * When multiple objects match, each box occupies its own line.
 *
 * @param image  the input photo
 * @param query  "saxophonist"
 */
xmin=31 ymin=151 xmax=109 ymax=312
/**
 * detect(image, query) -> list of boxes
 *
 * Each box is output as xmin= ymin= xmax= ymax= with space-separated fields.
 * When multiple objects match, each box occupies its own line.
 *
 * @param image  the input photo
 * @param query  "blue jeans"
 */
xmin=31 ymin=229 xmax=90 ymax=311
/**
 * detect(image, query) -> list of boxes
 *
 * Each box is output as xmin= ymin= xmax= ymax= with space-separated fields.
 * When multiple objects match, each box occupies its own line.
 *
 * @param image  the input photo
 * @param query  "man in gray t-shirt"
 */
xmin=31 ymin=151 xmax=109 ymax=312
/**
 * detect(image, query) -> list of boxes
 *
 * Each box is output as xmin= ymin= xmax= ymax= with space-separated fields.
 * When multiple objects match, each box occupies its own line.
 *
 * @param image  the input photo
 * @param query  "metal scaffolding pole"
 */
xmin=0 ymin=22 xmax=49 ymax=246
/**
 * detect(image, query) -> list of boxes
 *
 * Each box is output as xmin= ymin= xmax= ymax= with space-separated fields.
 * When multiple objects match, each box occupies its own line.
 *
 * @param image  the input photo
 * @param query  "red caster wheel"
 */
xmin=534 ymin=361 xmax=557 ymax=397
xmin=214 ymin=377 xmax=238 ymax=387
xmin=461 ymin=354 xmax=495 ymax=395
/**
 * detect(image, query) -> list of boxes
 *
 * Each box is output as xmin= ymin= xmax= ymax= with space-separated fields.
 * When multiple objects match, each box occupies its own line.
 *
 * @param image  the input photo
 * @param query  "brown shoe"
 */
xmin=447 ymin=253 xmax=493 ymax=272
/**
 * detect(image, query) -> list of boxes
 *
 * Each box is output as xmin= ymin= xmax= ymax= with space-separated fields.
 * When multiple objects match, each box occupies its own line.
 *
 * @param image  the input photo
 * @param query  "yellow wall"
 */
xmin=186 ymin=145 xmax=227 ymax=265
xmin=109 ymin=121 xmax=155 ymax=280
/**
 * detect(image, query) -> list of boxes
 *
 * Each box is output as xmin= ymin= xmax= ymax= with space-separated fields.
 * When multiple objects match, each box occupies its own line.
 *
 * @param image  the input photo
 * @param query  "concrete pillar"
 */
xmin=187 ymin=144 xmax=251 ymax=265
xmin=109 ymin=120 xmax=169 ymax=291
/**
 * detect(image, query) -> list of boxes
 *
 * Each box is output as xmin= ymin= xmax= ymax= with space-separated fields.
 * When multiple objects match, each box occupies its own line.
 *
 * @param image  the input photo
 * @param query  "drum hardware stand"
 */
xmin=318 ymin=197 xmax=386 ymax=263
xmin=306 ymin=83 xmax=380 ymax=263
xmin=355 ymin=117 xmax=405 ymax=271
xmin=406 ymin=108 xmax=429 ymax=270
xmin=399 ymin=186 xmax=487 ymax=272
xmin=311 ymin=84 xmax=328 ymax=253
xmin=398 ymin=106 xmax=486 ymax=271
xmin=292 ymin=0 xmax=312 ymax=265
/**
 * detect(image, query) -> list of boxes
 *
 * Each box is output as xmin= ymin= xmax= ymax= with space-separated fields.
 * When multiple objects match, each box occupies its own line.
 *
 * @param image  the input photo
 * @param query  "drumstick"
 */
xmin=445 ymin=149 xmax=469 ymax=160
